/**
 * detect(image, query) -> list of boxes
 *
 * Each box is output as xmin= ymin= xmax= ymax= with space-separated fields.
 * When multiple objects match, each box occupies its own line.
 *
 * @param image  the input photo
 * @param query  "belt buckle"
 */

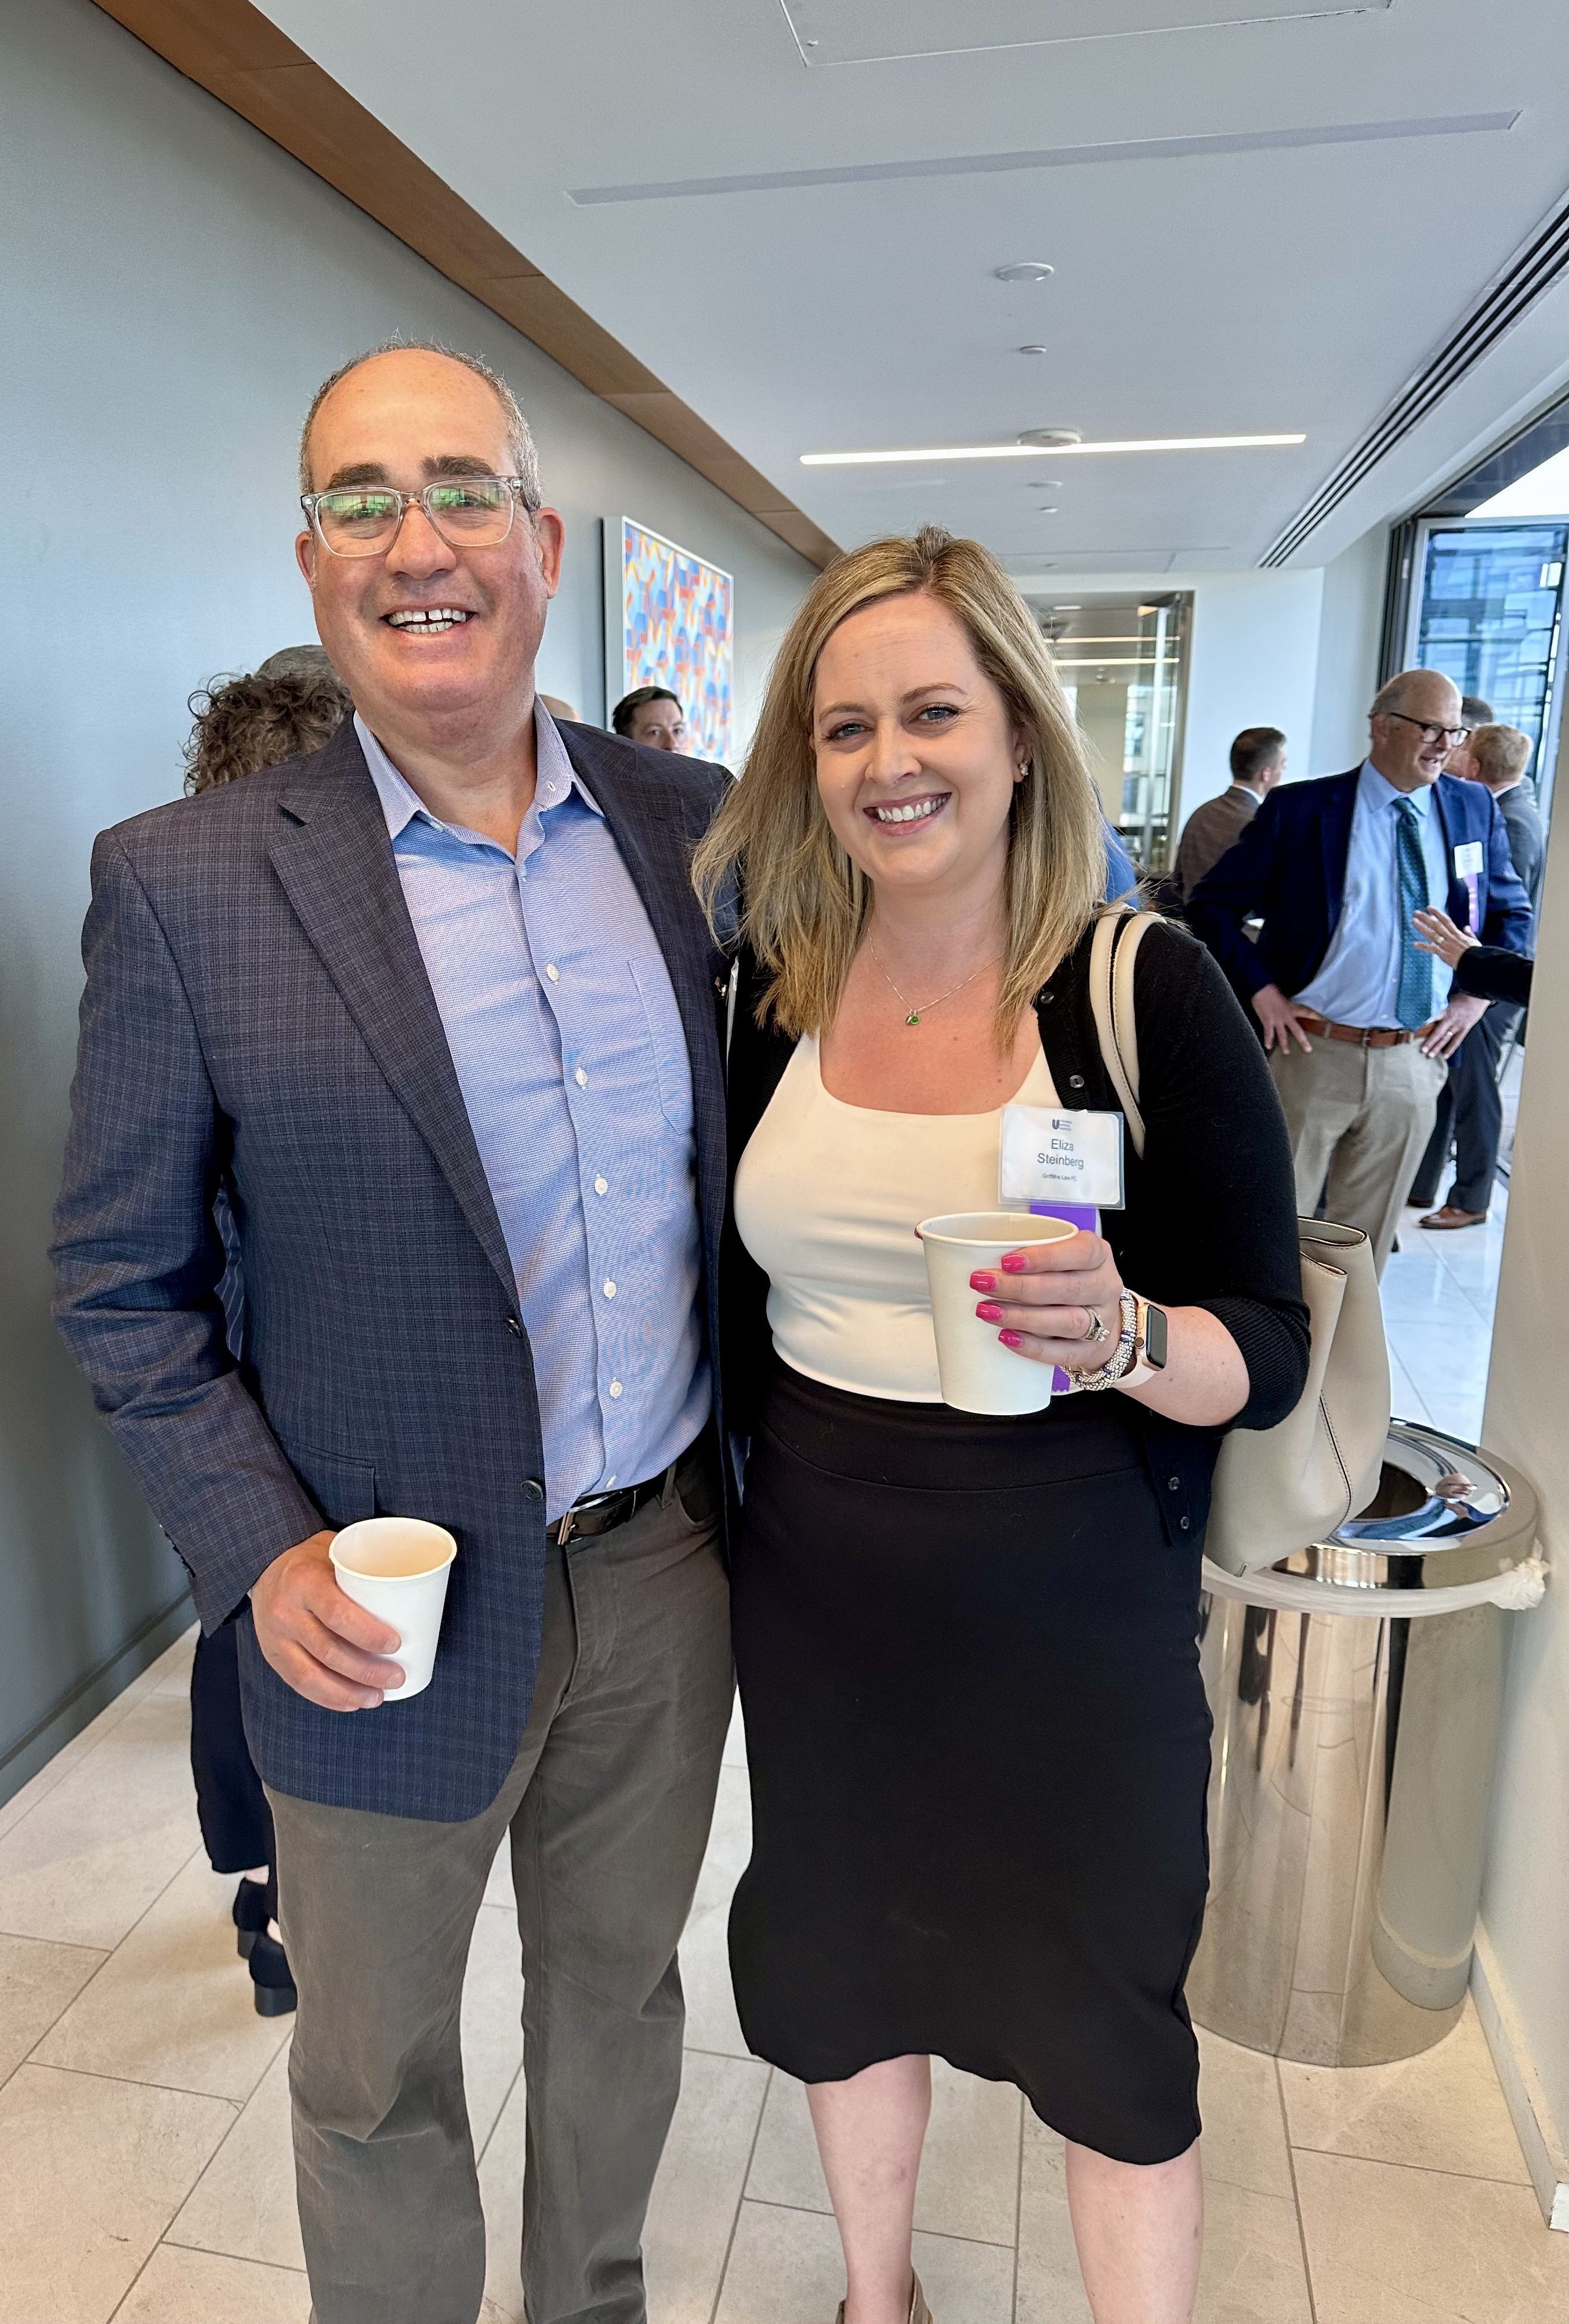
xmin=555 ymin=1507 xmax=578 ymax=1546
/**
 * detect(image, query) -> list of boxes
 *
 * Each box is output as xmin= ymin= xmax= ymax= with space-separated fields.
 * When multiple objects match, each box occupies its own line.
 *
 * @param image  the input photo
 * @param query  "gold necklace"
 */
xmin=865 ymin=939 xmax=1000 ymax=1028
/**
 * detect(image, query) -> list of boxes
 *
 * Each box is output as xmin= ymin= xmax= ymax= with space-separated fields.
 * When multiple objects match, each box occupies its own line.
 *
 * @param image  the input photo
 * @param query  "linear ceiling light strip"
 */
xmin=1261 ymin=188 xmax=1569 ymax=567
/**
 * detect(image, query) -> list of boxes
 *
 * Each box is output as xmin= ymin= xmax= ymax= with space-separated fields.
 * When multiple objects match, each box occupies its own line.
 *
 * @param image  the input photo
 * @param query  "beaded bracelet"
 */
xmin=1066 ymin=1288 xmax=1140 ymax=1392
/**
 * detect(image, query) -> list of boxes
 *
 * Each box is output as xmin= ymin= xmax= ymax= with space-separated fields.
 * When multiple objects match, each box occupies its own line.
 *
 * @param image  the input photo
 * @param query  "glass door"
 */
xmin=1037 ymin=594 xmax=1191 ymax=872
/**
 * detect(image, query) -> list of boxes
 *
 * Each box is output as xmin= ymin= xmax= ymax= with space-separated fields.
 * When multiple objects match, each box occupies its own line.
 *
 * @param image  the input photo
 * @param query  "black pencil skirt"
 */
xmin=728 ymin=1363 xmax=1212 ymax=2166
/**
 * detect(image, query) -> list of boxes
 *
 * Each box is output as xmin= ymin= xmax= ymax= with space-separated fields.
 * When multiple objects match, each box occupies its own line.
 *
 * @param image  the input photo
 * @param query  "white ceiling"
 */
xmin=263 ymin=0 xmax=1569 ymax=574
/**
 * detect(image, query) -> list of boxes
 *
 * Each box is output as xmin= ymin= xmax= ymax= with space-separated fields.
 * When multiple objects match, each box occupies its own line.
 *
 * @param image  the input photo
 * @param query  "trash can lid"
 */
xmin=1275 ymin=1420 xmax=1539 ymax=1592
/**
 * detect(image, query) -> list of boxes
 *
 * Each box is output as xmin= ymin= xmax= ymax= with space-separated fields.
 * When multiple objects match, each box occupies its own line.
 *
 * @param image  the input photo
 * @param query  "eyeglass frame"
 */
xmin=1376 ymin=709 xmax=1472 ymax=748
xmin=299 ymin=473 xmax=541 ymax=557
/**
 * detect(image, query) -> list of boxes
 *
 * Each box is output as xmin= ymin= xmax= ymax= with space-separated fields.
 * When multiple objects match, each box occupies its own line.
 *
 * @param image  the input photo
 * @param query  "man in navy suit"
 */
xmin=53 ymin=346 xmax=735 ymax=2324
xmin=1188 ymin=669 xmax=1533 ymax=1274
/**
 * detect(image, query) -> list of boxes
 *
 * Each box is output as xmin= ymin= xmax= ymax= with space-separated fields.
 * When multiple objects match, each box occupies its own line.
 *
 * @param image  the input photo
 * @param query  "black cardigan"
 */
xmin=1454 ymin=942 xmax=1533 ymax=1010
xmin=722 ymin=916 xmax=1311 ymax=1554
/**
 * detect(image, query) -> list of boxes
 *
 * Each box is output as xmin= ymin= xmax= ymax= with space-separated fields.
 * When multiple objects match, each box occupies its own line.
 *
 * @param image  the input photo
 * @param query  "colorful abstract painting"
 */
xmin=621 ymin=518 xmax=734 ymax=762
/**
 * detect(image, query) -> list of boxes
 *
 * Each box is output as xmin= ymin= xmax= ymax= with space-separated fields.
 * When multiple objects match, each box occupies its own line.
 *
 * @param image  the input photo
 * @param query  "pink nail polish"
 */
xmin=976 ymin=1300 xmax=1003 ymax=1322
xmin=998 ymin=1329 xmax=1024 ymax=1348
xmin=970 ymin=1270 xmax=996 ymax=1292
xmin=1001 ymin=1252 xmax=1028 ymax=1273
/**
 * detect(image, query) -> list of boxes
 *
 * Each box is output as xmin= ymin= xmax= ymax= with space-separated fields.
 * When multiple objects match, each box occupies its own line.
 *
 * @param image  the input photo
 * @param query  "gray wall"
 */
xmin=0 ymin=0 xmax=814 ymax=1801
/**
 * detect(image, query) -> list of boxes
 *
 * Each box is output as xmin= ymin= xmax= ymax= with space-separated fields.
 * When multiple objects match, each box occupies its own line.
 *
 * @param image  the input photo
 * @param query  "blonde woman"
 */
xmin=697 ymin=531 xmax=1308 ymax=2324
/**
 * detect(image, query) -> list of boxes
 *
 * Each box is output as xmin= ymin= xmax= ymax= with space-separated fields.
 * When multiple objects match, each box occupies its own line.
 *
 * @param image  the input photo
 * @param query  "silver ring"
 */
xmin=1080 ymin=1307 xmax=1109 ymax=1346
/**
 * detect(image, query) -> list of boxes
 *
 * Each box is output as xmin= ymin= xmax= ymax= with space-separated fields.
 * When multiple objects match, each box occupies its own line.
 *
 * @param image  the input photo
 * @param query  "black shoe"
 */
xmin=233 ymin=1876 xmax=270 ymax=1961
xmin=248 ymin=1928 xmax=297 ymax=2018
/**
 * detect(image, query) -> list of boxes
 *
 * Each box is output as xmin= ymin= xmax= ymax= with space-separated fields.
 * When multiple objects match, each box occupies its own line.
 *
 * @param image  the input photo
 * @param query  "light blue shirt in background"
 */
xmin=1295 ymin=760 xmax=1455 ymax=1028
xmin=358 ymin=708 xmax=709 ymax=1522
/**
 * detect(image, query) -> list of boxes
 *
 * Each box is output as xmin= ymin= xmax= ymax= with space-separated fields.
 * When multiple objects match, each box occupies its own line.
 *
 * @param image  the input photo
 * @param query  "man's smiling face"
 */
xmin=295 ymin=347 xmax=563 ymax=742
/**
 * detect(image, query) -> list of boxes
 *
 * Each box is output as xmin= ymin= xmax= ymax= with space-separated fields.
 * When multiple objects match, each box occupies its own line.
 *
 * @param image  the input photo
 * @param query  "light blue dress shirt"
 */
xmin=357 ymin=708 xmax=709 ymax=1522
xmin=1294 ymin=760 xmax=1455 ymax=1027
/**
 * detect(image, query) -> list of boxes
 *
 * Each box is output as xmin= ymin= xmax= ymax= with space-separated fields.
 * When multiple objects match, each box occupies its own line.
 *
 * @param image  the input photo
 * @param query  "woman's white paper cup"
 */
xmin=917 ymin=1211 xmax=1078 ymax=1416
xmin=329 ymin=1518 xmax=457 ymax=1703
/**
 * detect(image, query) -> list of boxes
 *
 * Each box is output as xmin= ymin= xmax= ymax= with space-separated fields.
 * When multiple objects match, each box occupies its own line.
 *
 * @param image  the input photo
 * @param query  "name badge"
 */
xmin=999 ymin=1105 xmax=1125 ymax=1210
xmin=1454 ymin=841 xmax=1484 ymax=878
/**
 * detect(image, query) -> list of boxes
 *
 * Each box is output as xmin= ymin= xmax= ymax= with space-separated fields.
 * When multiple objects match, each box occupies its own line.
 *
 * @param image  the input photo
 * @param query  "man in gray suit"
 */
xmin=1411 ymin=720 xmax=1544 ymax=1227
xmin=53 ymin=344 xmax=735 ymax=2324
xmin=1170 ymin=726 xmax=1287 ymax=902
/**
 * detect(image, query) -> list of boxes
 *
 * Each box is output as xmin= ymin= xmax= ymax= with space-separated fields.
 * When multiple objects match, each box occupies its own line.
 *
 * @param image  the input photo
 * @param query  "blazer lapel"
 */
xmin=1320 ymin=770 xmax=1360 ymax=931
xmin=267 ymin=727 xmax=515 ymax=1300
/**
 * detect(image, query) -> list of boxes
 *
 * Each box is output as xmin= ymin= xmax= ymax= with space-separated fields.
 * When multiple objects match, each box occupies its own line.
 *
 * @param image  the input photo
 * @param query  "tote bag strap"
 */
xmin=1088 ymin=907 xmax=1158 ymax=1157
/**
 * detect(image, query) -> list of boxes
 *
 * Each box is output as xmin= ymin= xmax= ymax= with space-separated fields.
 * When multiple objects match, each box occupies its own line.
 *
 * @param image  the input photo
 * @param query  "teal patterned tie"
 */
xmin=1394 ymin=797 xmax=1432 ymax=1029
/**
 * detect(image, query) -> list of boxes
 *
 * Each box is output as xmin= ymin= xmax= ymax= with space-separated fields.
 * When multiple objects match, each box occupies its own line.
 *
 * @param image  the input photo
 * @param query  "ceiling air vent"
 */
xmin=1262 ymin=186 xmax=1569 ymax=567
xmin=781 ymin=1 xmax=1390 ymax=67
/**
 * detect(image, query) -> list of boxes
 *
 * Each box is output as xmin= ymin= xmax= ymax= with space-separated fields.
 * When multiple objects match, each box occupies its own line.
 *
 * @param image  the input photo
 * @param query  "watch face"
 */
xmin=1146 ymin=1304 xmax=1169 ymax=1369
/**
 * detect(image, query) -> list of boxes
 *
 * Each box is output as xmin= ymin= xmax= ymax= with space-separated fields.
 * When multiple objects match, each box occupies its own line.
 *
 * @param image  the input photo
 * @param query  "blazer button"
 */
xmin=1179 ymin=1516 xmax=1191 ymax=1531
xmin=522 ymin=1478 xmax=544 ymax=1502
xmin=1168 ymin=1477 xmax=1181 ymax=1491
xmin=504 ymin=1315 xmax=523 ymax=1338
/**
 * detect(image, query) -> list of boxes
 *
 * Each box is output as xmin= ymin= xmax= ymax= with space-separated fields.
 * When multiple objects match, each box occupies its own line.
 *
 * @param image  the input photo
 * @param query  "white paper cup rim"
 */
xmin=916 ymin=1211 xmax=1078 ymax=1249
xmin=330 ymin=1518 xmax=456 ymax=1582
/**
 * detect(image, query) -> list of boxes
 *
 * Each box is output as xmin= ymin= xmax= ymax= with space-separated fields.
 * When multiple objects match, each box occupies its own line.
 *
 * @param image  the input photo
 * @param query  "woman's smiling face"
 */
xmin=811 ymin=592 xmax=1026 ymax=901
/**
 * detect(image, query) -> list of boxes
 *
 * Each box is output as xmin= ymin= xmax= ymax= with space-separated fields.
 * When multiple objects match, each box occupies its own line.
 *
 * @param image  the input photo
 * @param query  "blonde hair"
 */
xmin=693 ymin=527 xmax=1107 ymax=1040
xmin=1467 ymin=723 xmax=1533 ymax=786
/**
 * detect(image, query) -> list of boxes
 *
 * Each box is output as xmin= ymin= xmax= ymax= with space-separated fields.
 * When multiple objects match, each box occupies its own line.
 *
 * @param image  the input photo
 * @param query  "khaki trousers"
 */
xmin=268 ymin=1455 xmax=733 ymax=2324
xmin=1270 ymin=1036 xmax=1448 ymax=1275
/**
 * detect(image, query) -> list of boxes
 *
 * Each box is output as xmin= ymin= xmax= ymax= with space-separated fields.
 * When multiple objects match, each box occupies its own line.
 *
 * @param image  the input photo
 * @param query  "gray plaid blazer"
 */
xmin=52 ymin=717 xmax=731 ymax=1821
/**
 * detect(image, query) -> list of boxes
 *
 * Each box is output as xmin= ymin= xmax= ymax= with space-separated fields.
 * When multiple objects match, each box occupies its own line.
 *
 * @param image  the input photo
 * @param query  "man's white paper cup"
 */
xmin=917 ymin=1211 xmax=1078 ymax=1416
xmin=329 ymin=1518 xmax=457 ymax=1703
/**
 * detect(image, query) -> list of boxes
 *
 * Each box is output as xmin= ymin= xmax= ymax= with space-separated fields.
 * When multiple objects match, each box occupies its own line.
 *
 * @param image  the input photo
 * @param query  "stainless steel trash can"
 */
xmin=1187 ymin=1420 xmax=1542 ymax=2068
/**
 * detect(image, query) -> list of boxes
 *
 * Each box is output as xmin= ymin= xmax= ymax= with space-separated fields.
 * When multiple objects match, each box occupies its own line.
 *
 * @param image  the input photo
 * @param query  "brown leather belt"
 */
xmin=1295 ymin=1011 xmax=1435 ymax=1049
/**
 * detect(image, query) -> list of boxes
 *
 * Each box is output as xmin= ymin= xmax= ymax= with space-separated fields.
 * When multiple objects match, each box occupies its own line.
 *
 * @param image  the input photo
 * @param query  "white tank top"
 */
xmin=734 ymin=1034 xmax=1058 ymax=1403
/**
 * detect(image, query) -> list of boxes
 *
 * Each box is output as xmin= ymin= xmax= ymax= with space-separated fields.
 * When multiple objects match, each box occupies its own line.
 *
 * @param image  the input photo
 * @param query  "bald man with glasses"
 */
xmin=1189 ymin=669 xmax=1534 ymax=1274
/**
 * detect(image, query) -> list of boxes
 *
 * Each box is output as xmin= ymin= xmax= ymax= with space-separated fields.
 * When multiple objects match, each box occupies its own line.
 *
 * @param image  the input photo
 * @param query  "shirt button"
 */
xmin=546 ymin=964 xmax=560 ymax=984
xmin=609 ymin=1380 xmax=624 ymax=1399
xmin=605 ymin=1475 xmax=618 ymax=1489
xmin=574 ymin=1067 xmax=588 ymax=1088
xmin=594 ymin=1176 xmax=608 ymax=1196
xmin=603 ymin=1279 xmax=617 ymax=1299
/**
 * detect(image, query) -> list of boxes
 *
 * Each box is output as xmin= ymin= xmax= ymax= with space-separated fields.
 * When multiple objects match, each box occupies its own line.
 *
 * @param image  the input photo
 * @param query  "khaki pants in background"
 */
xmin=1269 ymin=1035 xmax=1448 ymax=1275
xmin=268 ymin=1458 xmax=733 ymax=2324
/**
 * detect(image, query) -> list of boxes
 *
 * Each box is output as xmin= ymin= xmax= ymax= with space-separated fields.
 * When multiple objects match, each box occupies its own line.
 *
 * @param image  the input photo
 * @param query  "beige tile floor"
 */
xmin=2 ymin=1627 xmax=1566 ymax=2324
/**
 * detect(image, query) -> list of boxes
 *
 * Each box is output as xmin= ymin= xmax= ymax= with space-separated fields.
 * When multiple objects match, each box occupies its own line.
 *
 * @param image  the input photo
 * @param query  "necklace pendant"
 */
xmin=905 ymin=1009 xmax=921 ymax=1026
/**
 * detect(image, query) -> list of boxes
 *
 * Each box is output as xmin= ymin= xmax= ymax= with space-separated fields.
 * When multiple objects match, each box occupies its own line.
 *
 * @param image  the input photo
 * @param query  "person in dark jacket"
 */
xmin=1409 ymin=723 xmax=1544 ymax=1227
xmin=180 ymin=646 xmax=353 ymax=2017
xmin=1187 ymin=672 xmax=1533 ymax=1272
xmin=1415 ymin=905 xmax=1534 ymax=1007
xmin=694 ymin=527 xmax=1309 ymax=2324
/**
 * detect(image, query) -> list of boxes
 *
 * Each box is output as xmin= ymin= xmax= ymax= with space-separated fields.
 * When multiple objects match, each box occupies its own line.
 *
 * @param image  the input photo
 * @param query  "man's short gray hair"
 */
xmin=1369 ymin=670 xmax=1458 ymax=720
xmin=298 ymin=339 xmax=543 ymax=507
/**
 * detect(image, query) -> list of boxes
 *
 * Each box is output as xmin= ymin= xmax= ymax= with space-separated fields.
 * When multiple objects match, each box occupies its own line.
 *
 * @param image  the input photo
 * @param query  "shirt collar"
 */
xmin=1360 ymin=757 xmax=1432 ymax=818
xmin=356 ymin=702 xmax=603 ymax=843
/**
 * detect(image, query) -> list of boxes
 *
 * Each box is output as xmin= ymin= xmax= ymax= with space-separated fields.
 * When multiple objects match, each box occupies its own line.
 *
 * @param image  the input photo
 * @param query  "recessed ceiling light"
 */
xmin=1017 ymin=427 xmax=1083 ymax=448
xmin=995 ymin=262 xmax=1054 ymax=283
xmin=800 ymin=433 xmax=1306 ymax=466
xmin=1036 ymin=506 xmax=1060 ymax=515
xmin=1019 ymin=345 xmax=1051 ymax=356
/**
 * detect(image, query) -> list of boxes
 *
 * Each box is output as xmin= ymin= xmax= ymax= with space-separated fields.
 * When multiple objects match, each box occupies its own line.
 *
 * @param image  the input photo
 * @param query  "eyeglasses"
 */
xmin=1380 ymin=710 xmax=1471 ymax=748
xmin=300 ymin=475 xmax=537 ymax=558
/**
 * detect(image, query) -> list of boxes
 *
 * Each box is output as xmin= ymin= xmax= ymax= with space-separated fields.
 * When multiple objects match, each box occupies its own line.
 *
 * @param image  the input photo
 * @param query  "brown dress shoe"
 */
xmin=1419 ymin=1205 xmax=1488 ymax=1230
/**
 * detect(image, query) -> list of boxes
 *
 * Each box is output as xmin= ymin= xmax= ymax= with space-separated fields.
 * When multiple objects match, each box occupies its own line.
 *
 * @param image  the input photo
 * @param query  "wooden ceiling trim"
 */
xmin=91 ymin=0 xmax=838 ymax=568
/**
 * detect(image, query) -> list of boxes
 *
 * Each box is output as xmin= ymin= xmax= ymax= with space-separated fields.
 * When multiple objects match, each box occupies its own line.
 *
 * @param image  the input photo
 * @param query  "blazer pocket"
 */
xmin=629 ymin=955 xmax=695 ymax=1135
xmin=280 ymin=1438 xmax=378 ymax=1530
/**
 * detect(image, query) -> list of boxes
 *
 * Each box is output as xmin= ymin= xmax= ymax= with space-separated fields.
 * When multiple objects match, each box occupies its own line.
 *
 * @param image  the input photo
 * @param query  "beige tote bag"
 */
xmin=1087 ymin=909 xmax=1389 ymax=1575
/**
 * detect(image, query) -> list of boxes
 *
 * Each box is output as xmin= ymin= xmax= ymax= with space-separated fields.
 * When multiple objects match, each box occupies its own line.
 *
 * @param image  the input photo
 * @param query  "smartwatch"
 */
xmin=1119 ymin=1298 xmax=1169 ymax=1391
